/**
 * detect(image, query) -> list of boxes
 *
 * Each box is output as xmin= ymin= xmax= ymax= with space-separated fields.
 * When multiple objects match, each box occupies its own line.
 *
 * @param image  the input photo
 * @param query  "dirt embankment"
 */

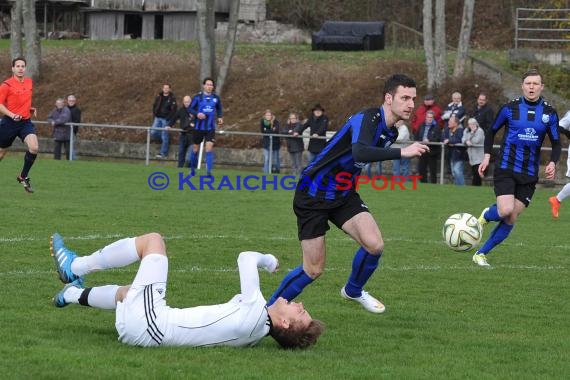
xmin=1 ymin=46 xmax=504 ymax=148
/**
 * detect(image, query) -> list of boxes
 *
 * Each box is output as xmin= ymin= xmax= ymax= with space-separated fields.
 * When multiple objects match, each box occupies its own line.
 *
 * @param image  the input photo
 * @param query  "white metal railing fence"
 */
xmin=33 ymin=121 xmax=565 ymax=184
xmin=515 ymin=8 xmax=570 ymax=49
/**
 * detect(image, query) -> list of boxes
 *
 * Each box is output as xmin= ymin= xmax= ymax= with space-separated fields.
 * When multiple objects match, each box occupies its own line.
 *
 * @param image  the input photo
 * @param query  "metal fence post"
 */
xmin=69 ymin=124 xmax=74 ymax=161
xmin=268 ymin=135 xmax=273 ymax=173
xmin=440 ymin=143 xmax=445 ymax=185
xmin=145 ymin=128 xmax=150 ymax=166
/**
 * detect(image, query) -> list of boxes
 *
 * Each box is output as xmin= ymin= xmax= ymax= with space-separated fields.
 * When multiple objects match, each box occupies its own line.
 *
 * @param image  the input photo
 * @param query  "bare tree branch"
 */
xmin=216 ymin=0 xmax=240 ymax=97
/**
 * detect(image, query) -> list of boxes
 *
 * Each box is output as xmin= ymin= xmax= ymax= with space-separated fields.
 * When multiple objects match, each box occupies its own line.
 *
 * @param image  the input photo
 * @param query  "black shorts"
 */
xmin=293 ymin=189 xmax=370 ymax=240
xmin=192 ymin=130 xmax=216 ymax=145
xmin=493 ymin=167 xmax=537 ymax=207
xmin=0 ymin=117 xmax=36 ymax=148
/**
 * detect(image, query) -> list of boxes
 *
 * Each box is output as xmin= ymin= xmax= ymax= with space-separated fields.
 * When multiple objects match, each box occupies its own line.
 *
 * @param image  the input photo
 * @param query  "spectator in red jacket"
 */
xmin=411 ymin=93 xmax=443 ymax=134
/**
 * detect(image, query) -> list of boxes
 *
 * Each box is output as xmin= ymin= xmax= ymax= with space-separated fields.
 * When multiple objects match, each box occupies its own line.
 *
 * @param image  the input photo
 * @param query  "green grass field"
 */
xmin=1 ymin=156 xmax=569 ymax=379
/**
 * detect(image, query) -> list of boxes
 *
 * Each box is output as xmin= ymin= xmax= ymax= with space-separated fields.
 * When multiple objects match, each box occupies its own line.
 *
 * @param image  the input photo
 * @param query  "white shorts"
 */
xmin=115 ymin=253 xmax=169 ymax=347
xmin=566 ymin=155 xmax=570 ymax=178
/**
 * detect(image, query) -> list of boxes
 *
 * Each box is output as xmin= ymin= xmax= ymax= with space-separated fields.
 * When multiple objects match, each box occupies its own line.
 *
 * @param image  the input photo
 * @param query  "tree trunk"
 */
xmin=216 ymin=0 xmax=240 ymax=97
xmin=197 ymin=0 xmax=215 ymax=83
xmin=10 ymin=0 xmax=23 ymax=59
xmin=205 ymin=0 xmax=216 ymax=78
xmin=422 ymin=0 xmax=436 ymax=90
xmin=434 ymin=0 xmax=447 ymax=88
xmin=22 ymin=0 xmax=41 ymax=80
xmin=453 ymin=0 xmax=475 ymax=78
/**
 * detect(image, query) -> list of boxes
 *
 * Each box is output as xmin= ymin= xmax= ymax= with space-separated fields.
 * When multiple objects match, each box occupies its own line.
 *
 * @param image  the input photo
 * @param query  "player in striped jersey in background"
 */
xmin=475 ymin=69 xmax=561 ymax=267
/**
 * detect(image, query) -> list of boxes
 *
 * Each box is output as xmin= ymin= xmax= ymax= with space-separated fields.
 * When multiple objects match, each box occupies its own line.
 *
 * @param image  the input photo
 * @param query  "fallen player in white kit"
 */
xmin=50 ymin=232 xmax=324 ymax=349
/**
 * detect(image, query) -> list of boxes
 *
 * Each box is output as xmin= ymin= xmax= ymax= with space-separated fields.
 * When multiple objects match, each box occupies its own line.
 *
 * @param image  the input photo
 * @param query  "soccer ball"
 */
xmin=442 ymin=213 xmax=483 ymax=251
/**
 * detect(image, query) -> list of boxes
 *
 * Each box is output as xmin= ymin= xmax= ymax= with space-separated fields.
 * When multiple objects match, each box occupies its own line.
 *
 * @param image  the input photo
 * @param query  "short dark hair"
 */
xmin=522 ymin=69 xmax=542 ymax=83
xmin=383 ymin=74 xmax=416 ymax=98
xmin=12 ymin=57 xmax=26 ymax=67
xmin=203 ymin=77 xmax=215 ymax=86
xmin=270 ymin=319 xmax=325 ymax=350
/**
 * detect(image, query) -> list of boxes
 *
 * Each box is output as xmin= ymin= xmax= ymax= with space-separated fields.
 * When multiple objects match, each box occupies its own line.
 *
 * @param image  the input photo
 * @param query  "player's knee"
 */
xmin=115 ymin=285 xmax=131 ymax=303
xmin=141 ymin=232 xmax=166 ymax=256
xmin=147 ymin=231 xmax=164 ymax=244
xmin=27 ymin=142 xmax=39 ymax=154
xmin=304 ymin=264 xmax=324 ymax=279
xmin=363 ymin=239 xmax=384 ymax=255
xmin=498 ymin=204 xmax=514 ymax=218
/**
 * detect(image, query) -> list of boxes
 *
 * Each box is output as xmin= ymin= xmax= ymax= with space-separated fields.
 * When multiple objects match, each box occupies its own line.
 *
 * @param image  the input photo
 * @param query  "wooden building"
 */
xmin=0 ymin=0 xmax=266 ymax=40
xmin=85 ymin=0 xmax=266 ymax=40
xmin=0 ymin=0 xmax=88 ymax=38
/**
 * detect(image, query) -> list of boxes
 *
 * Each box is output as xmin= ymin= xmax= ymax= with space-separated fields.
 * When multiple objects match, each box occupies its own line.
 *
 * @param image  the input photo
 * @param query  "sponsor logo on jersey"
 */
xmin=517 ymin=127 xmax=538 ymax=142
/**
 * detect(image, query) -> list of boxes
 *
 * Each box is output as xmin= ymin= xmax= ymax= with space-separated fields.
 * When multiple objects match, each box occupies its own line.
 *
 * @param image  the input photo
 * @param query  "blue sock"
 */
xmin=478 ymin=221 xmax=514 ymax=254
xmin=206 ymin=152 xmax=214 ymax=173
xmin=484 ymin=204 xmax=501 ymax=222
xmin=267 ymin=265 xmax=313 ymax=306
xmin=189 ymin=150 xmax=197 ymax=170
xmin=344 ymin=247 xmax=381 ymax=298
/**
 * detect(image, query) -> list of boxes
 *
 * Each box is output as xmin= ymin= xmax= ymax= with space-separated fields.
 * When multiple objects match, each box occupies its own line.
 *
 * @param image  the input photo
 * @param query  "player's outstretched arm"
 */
xmin=237 ymin=251 xmax=279 ymax=302
xmin=400 ymin=142 xmax=430 ymax=158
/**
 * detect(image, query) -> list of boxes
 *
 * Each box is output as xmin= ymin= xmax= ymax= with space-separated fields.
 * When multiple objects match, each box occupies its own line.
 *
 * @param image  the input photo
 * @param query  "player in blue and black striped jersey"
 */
xmin=187 ymin=77 xmax=223 ymax=176
xmin=267 ymin=74 xmax=429 ymax=313
xmin=475 ymin=69 xmax=561 ymax=267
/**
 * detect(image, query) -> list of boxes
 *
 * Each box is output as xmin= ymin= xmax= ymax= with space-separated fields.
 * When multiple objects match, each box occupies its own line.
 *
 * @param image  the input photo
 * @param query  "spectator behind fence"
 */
xmin=168 ymin=95 xmax=195 ymax=168
xmin=282 ymin=113 xmax=304 ymax=176
xmin=364 ymin=161 xmax=382 ymax=178
xmin=462 ymin=118 xmax=485 ymax=186
xmin=391 ymin=119 xmax=411 ymax=178
xmin=295 ymin=103 xmax=328 ymax=162
xmin=471 ymin=92 xmax=494 ymax=134
xmin=411 ymin=93 xmax=443 ymax=135
xmin=260 ymin=109 xmax=281 ymax=174
xmin=66 ymin=94 xmax=81 ymax=160
xmin=443 ymin=115 xmax=465 ymax=186
xmin=415 ymin=110 xmax=441 ymax=183
xmin=47 ymin=98 xmax=72 ymax=160
xmin=151 ymin=83 xmax=177 ymax=159
xmin=441 ymin=91 xmax=466 ymax=127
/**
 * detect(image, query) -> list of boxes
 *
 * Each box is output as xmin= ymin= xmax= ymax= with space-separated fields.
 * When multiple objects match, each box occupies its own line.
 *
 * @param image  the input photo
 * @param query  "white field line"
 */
xmin=2 ymin=233 xmax=570 ymax=250
xmin=0 ymin=263 xmax=566 ymax=278
xmin=0 ymin=233 xmax=567 ymax=277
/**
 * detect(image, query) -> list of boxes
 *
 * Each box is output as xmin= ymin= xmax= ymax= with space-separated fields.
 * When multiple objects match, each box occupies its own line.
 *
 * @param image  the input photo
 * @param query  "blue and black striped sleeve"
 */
xmin=351 ymin=109 xmax=401 ymax=162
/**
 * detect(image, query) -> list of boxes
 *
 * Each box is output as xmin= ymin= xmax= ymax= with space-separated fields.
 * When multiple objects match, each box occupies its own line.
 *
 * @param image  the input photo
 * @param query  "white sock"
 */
xmin=71 ymin=237 xmax=139 ymax=277
xmin=557 ymin=183 xmax=570 ymax=202
xmin=63 ymin=285 xmax=84 ymax=304
xmin=86 ymin=285 xmax=120 ymax=310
